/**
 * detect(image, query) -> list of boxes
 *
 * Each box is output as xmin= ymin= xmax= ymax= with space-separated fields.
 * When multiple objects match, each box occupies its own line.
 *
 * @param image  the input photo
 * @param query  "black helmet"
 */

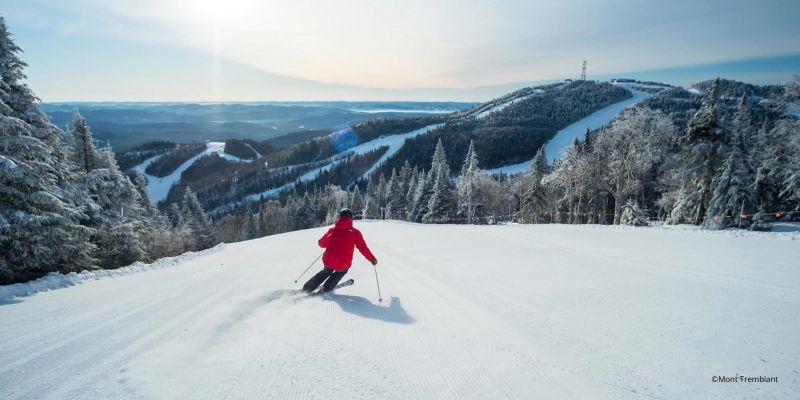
xmin=339 ymin=208 xmax=354 ymax=219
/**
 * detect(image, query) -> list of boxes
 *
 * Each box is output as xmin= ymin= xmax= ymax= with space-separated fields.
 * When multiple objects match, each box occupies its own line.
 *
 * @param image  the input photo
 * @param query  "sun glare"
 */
xmin=182 ymin=0 xmax=254 ymax=25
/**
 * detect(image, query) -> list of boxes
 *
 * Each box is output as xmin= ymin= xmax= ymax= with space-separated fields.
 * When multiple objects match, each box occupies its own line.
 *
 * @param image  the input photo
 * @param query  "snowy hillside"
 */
xmin=488 ymin=85 xmax=651 ymax=174
xmin=238 ymin=124 xmax=443 ymax=205
xmin=2 ymin=223 xmax=798 ymax=399
xmin=132 ymin=142 xmax=249 ymax=203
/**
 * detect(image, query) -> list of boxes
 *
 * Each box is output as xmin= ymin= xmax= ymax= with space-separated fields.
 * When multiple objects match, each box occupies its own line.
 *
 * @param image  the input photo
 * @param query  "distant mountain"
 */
xmin=41 ymin=101 xmax=475 ymax=150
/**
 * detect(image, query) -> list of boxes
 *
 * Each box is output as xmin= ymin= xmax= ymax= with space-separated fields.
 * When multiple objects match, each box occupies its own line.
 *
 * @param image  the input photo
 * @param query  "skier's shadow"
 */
xmin=324 ymin=294 xmax=415 ymax=325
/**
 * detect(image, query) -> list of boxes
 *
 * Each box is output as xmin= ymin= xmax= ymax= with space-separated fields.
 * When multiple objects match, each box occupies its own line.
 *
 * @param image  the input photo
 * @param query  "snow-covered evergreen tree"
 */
xmin=240 ymin=209 xmax=257 ymax=241
xmin=386 ymin=168 xmax=407 ymax=219
xmin=70 ymin=112 xmax=150 ymax=267
xmin=749 ymin=203 xmax=772 ymax=231
xmin=405 ymin=167 xmax=419 ymax=214
xmin=0 ymin=20 xmax=96 ymax=283
xmin=733 ymin=93 xmax=753 ymax=147
xmin=423 ymin=140 xmax=457 ymax=223
xmin=71 ymin=111 xmax=96 ymax=173
xmin=620 ymin=200 xmax=649 ymax=226
xmin=520 ymin=146 xmax=549 ymax=223
xmin=350 ymin=186 xmax=364 ymax=218
xmin=290 ymin=193 xmax=317 ymax=230
xmin=168 ymin=203 xmax=184 ymax=228
xmin=376 ymin=173 xmax=388 ymax=211
xmin=362 ymin=196 xmax=380 ymax=219
xmin=703 ymin=132 xmax=754 ymax=229
xmin=408 ymin=169 xmax=432 ymax=222
xmin=672 ymin=78 xmax=726 ymax=224
xmin=0 ymin=17 xmax=46 ymax=126
xmin=456 ymin=140 xmax=481 ymax=223
xmin=399 ymin=160 xmax=413 ymax=193
xmin=0 ymin=117 xmax=97 ymax=283
xmin=182 ymin=187 xmax=216 ymax=249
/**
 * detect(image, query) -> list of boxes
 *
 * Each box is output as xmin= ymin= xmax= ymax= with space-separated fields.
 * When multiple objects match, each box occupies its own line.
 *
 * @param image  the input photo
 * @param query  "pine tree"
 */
xmin=350 ymin=186 xmax=364 ymax=218
xmin=167 ymin=202 xmax=183 ymax=228
xmin=376 ymin=173 xmax=388 ymax=211
xmin=0 ymin=17 xmax=45 ymax=126
xmin=71 ymin=111 xmax=96 ymax=173
xmin=71 ymin=112 xmax=149 ymax=267
xmin=362 ymin=195 xmax=380 ymax=219
xmin=733 ymin=93 xmax=753 ymax=147
xmin=520 ymin=146 xmax=549 ymax=223
xmin=405 ymin=167 xmax=419 ymax=213
xmin=457 ymin=140 xmax=481 ymax=223
xmin=424 ymin=140 xmax=457 ymax=223
xmin=386 ymin=168 xmax=407 ymax=219
xmin=704 ymin=132 xmax=754 ymax=229
xmin=409 ymin=169 xmax=432 ymax=222
xmin=291 ymin=193 xmax=317 ymax=229
xmin=0 ymin=20 xmax=96 ymax=283
xmin=583 ymin=127 xmax=594 ymax=153
xmin=399 ymin=160 xmax=413 ymax=193
xmin=240 ymin=209 xmax=256 ymax=241
xmin=679 ymin=78 xmax=726 ymax=224
xmin=252 ymin=210 xmax=262 ymax=238
xmin=182 ymin=187 xmax=216 ymax=249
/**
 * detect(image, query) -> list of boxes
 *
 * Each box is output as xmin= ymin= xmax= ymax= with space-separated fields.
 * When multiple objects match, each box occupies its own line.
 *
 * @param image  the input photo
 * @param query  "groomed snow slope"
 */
xmin=1 ymin=223 xmax=798 ymax=399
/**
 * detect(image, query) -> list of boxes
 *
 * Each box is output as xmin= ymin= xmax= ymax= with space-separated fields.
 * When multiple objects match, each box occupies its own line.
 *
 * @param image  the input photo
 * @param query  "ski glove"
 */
xmin=370 ymin=258 xmax=378 ymax=266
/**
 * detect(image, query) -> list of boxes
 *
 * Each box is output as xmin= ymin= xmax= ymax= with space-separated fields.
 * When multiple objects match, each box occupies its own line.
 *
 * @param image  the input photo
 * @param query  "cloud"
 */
xmin=5 ymin=0 xmax=800 ymax=91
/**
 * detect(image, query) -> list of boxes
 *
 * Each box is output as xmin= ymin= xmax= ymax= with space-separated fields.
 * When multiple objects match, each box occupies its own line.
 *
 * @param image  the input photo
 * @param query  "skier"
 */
xmin=302 ymin=208 xmax=378 ymax=293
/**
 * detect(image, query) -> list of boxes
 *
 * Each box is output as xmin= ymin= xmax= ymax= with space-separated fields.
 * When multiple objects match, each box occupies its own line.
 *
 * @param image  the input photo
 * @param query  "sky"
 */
xmin=2 ymin=0 xmax=800 ymax=102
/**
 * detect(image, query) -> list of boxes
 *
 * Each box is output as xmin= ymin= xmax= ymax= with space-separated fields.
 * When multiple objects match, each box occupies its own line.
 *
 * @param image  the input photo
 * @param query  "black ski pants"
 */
xmin=302 ymin=267 xmax=348 ymax=292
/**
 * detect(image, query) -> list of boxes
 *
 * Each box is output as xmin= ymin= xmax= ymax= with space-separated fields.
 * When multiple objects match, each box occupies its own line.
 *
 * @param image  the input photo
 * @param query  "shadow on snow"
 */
xmin=323 ymin=294 xmax=415 ymax=325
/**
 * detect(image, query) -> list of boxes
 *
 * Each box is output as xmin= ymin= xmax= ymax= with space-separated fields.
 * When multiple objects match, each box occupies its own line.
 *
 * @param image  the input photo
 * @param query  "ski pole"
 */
xmin=294 ymin=252 xmax=323 ymax=283
xmin=372 ymin=264 xmax=383 ymax=302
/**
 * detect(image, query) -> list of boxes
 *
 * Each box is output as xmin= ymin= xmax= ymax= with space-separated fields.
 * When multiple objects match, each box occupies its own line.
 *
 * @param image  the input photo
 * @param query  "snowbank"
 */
xmin=0 ymin=244 xmax=225 ymax=303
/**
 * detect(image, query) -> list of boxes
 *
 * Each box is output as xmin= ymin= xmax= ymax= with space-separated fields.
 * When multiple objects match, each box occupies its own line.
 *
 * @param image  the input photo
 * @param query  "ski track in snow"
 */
xmin=473 ymin=91 xmax=542 ymax=119
xmin=132 ymin=142 xmax=249 ymax=203
xmin=1 ymin=223 xmax=798 ymax=399
xmin=243 ymin=143 xmax=262 ymax=159
xmin=488 ymin=86 xmax=651 ymax=175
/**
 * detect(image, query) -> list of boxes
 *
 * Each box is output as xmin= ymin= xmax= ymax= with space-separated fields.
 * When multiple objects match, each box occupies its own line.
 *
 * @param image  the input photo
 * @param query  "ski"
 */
xmin=309 ymin=279 xmax=354 ymax=296
xmin=294 ymin=279 xmax=355 ymax=302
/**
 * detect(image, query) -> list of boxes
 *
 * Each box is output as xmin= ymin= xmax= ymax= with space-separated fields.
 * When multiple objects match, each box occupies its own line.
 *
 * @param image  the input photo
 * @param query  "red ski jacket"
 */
xmin=318 ymin=216 xmax=375 ymax=271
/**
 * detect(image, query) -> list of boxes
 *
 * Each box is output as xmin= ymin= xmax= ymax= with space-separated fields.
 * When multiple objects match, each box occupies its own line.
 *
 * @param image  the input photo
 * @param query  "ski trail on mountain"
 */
xmin=488 ymin=85 xmax=651 ymax=175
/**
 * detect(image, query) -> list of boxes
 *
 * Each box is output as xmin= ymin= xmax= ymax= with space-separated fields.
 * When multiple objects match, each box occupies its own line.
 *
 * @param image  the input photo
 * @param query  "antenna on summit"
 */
xmin=581 ymin=60 xmax=587 ymax=81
